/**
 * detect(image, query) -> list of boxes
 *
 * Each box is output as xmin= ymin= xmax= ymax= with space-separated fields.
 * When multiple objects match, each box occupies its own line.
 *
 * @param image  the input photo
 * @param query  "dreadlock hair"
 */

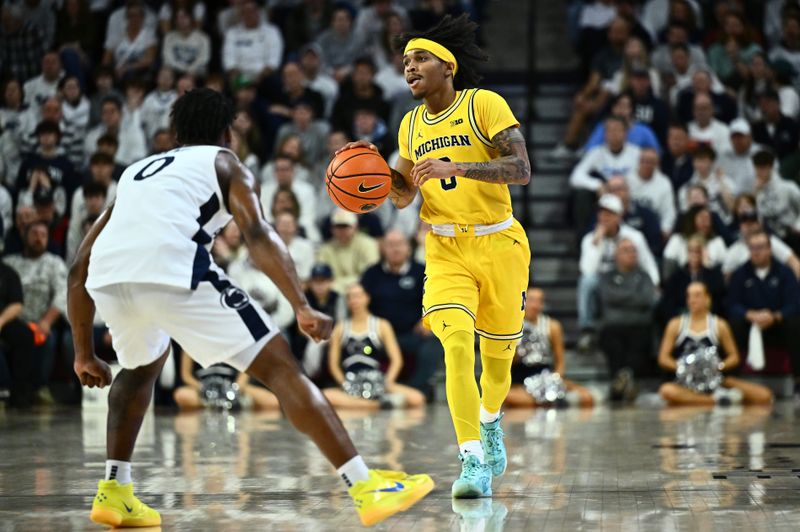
xmin=393 ymin=14 xmax=488 ymax=90
xmin=171 ymin=88 xmax=235 ymax=146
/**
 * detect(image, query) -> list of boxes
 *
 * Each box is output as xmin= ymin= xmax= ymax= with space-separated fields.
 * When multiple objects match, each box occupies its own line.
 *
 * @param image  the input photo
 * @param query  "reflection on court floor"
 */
xmin=2 ymin=404 xmax=800 ymax=531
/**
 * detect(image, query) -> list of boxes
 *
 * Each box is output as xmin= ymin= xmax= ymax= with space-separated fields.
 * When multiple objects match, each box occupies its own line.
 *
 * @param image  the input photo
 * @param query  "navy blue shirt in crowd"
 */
xmin=624 ymin=202 xmax=663 ymax=257
xmin=661 ymin=152 xmax=694 ymax=191
xmin=726 ymin=260 xmax=800 ymax=319
xmin=361 ymin=261 xmax=425 ymax=335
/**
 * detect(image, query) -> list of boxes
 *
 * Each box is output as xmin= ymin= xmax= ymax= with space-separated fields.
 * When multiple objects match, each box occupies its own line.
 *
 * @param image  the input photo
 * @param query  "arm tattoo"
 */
xmin=390 ymin=168 xmax=410 ymax=194
xmin=388 ymin=168 xmax=416 ymax=208
xmin=454 ymin=127 xmax=531 ymax=185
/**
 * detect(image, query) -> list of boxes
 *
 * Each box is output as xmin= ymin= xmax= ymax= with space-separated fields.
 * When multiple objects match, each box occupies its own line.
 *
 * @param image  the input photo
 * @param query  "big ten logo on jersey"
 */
xmin=450 ymin=118 xmax=463 ymax=127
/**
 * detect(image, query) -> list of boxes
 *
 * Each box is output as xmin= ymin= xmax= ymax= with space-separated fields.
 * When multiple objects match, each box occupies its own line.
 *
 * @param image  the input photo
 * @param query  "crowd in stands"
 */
xmin=0 ymin=0 xmax=488 ymax=408
xmin=565 ymin=0 xmax=800 ymax=401
xmin=4 ymin=0 xmax=799 ymax=411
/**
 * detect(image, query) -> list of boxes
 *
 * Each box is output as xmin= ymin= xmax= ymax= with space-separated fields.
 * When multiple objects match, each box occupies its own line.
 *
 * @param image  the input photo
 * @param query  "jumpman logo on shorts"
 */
xmin=442 ymin=321 xmax=450 ymax=331
xmin=503 ymin=343 xmax=512 ymax=351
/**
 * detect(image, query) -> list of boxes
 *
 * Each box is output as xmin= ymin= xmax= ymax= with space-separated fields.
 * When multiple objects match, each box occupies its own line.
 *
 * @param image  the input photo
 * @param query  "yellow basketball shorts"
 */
xmin=422 ymin=218 xmax=531 ymax=340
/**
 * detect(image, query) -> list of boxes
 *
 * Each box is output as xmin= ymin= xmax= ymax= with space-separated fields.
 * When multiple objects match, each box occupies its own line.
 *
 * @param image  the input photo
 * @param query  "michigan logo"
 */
xmin=221 ymin=286 xmax=250 ymax=310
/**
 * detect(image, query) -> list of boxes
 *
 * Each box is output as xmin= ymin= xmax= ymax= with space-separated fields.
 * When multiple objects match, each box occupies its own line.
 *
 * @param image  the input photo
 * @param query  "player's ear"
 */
xmin=445 ymin=61 xmax=455 ymax=79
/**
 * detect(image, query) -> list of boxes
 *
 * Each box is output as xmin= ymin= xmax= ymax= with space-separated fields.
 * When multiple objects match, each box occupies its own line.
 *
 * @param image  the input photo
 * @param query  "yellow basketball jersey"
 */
xmin=397 ymin=88 xmax=520 ymax=225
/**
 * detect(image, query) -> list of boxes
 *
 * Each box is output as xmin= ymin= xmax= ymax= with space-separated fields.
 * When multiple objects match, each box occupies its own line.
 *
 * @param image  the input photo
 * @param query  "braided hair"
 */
xmin=393 ymin=14 xmax=489 ymax=90
xmin=170 ymin=88 xmax=235 ymax=146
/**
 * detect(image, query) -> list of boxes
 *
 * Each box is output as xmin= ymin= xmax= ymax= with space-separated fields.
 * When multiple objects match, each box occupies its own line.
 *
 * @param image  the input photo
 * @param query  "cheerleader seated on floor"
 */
xmin=505 ymin=288 xmax=594 ymax=408
xmin=173 ymin=349 xmax=279 ymax=410
xmin=657 ymin=282 xmax=772 ymax=406
xmin=323 ymin=284 xmax=425 ymax=410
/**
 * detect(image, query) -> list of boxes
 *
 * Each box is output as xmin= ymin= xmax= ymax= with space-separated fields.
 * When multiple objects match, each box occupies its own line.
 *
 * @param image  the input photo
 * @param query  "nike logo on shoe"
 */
xmin=123 ymin=502 xmax=133 ymax=513
xmin=369 ymin=481 xmax=405 ymax=493
xmin=358 ymin=182 xmax=385 ymax=193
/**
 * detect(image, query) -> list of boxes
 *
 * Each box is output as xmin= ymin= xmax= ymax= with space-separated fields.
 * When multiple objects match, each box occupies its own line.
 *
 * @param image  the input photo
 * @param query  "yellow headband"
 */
xmin=404 ymin=38 xmax=458 ymax=76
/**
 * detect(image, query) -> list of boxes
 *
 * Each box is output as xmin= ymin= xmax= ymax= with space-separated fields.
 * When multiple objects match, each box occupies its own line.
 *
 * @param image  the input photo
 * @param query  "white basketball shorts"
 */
xmin=88 ymin=269 xmax=279 ymax=372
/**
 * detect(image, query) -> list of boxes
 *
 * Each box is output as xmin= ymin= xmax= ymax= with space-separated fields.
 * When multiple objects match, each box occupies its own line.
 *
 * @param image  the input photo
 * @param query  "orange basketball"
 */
xmin=325 ymin=147 xmax=392 ymax=213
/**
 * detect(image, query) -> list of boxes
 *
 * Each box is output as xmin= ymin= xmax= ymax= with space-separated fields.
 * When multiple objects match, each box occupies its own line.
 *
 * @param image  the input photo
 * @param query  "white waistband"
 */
xmin=430 ymin=216 xmax=514 ymax=237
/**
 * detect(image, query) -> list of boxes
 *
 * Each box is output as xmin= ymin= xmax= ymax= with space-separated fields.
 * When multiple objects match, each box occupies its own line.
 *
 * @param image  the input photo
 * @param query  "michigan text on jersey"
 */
xmin=413 ymin=135 xmax=473 ymax=159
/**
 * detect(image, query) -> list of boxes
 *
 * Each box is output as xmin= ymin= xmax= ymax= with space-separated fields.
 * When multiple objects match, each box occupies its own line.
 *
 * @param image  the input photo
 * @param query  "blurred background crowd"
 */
xmin=560 ymin=0 xmax=800 ymax=401
xmin=2 ymin=0 xmax=800 ymax=411
xmin=0 ymin=0 xmax=490 ymax=408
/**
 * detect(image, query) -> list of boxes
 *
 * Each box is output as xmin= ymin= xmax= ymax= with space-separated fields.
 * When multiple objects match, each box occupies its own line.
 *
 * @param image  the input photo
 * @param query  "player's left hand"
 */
xmin=411 ymin=158 xmax=458 ymax=186
xmin=75 ymin=355 xmax=113 ymax=388
xmin=296 ymin=305 xmax=334 ymax=342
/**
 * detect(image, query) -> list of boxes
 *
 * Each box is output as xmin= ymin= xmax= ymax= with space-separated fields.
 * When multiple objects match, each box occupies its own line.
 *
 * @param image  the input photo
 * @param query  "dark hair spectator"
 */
xmin=726 ymin=230 xmax=800 ymax=397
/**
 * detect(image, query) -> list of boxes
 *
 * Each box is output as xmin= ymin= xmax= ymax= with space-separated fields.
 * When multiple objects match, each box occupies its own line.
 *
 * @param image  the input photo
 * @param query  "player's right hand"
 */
xmin=335 ymin=140 xmax=378 ymax=155
xmin=75 ymin=355 xmax=113 ymax=388
xmin=296 ymin=305 xmax=334 ymax=342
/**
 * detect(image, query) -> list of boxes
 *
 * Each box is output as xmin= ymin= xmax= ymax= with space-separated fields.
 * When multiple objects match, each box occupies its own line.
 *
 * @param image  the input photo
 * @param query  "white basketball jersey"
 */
xmin=87 ymin=145 xmax=234 ymax=290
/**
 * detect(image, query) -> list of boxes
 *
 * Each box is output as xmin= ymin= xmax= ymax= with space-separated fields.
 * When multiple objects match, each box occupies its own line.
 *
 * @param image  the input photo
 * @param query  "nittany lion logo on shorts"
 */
xmin=221 ymin=286 xmax=250 ymax=310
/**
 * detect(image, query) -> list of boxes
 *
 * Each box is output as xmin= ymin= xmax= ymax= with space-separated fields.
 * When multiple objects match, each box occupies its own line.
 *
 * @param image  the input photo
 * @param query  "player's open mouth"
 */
xmin=407 ymin=76 xmax=421 ymax=89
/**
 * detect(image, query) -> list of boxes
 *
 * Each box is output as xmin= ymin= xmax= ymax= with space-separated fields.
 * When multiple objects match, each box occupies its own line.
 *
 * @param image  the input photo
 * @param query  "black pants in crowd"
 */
xmin=599 ymin=324 xmax=654 ymax=378
xmin=0 ymin=319 xmax=36 ymax=407
xmin=729 ymin=316 xmax=800 ymax=379
xmin=572 ymin=189 xmax=598 ymax=237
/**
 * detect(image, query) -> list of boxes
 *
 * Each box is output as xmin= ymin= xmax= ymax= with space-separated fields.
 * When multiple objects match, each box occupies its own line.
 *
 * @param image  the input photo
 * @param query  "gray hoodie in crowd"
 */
xmin=598 ymin=266 xmax=658 ymax=327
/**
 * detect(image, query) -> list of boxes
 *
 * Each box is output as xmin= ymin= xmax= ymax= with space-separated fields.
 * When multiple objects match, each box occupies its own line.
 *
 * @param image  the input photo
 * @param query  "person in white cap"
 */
xmin=717 ymin=117 xmax=762 ymax=194
xmin=318 ymin=209 xmax=380 ymax=293
xmin=577 ymin=194 xmax=659 ymax=351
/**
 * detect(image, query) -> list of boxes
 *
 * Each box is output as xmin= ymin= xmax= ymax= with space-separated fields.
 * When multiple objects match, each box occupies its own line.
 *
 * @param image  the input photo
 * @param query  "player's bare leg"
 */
xmin=246 ymin=335 xmax=358 ymax=466
xmin=107 ymin=347 xmax=170 ymax=461
xmin=91 ymin=347 xmax=169 ymax=528
xmin=246 ymin=334 xmax=434 ymax=526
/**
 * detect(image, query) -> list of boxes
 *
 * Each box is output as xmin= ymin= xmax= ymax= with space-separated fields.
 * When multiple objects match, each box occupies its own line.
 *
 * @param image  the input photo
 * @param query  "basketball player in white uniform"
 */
xmin=67 ymin=88 xmax=432 ymax=528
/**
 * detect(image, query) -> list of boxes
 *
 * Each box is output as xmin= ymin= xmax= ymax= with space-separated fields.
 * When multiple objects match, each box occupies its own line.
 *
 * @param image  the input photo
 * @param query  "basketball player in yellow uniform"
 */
xmin=339 ymin=15 xmax=531 ymax=497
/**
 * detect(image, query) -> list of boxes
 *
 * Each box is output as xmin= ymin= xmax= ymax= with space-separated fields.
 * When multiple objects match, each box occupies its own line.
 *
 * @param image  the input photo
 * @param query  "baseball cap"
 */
xmin=33 ymin=186 xmax=55 ymax=206
xmin=737 ymin=210 xmax=758 ymax=223
xmin=729 ymin=118 xmax=751 ymax=136
xmin=630 ymin=63 xmax=649 ymax=77
xmin=331 ymin=208 xmax=357 ymax=227
xmin=598 ymin=194 xmax=623 ymax=215
xmin=310 ymin=263 xmax=333 ymax=279
xmin=232 ymin=75 xmax=255 ymax=91
xmin=300 ymin=42 xmax=323 ymax=58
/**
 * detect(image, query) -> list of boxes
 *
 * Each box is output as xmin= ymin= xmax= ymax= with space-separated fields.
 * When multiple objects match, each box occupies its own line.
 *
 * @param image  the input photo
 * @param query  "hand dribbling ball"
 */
xmin=326 ymin=147 xmax=392 ymax=213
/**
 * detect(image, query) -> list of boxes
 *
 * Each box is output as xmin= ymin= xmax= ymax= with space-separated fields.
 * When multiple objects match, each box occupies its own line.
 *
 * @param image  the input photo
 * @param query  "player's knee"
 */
xmin=430 ymin=309 xmax=474 ymax=342
xmin=442 ymin=331 xmax=475 ymax=377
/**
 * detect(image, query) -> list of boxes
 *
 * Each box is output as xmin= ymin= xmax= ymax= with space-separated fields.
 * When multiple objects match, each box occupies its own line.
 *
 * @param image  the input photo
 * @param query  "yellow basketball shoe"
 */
xmin=90 ymin=479 xmax=161 ymax=528
xmin=349 ymin=469 xmax=434 ymax=527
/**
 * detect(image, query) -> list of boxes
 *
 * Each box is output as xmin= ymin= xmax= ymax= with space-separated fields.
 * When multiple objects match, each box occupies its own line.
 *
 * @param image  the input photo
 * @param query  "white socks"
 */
xmin=459 ymin=440 xmax=485 ymax=462
xmin=337 ymin=455 xmax=370 ymax=488
xmin=479 ymin=405 xmax=499 ymax=424
xmin=105 ymin=460 xmax=131 ymax=485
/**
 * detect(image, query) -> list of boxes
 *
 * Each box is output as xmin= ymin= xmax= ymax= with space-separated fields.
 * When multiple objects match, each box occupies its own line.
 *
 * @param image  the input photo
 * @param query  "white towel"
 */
xmin=748 ymin=324 xmax=765 ymax=371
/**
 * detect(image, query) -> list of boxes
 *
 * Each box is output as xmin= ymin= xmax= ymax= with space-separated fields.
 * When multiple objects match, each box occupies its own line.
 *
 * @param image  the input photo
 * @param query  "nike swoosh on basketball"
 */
xmin=358 ymin=182 xmax=385 ymax=193
xmin=123 ymin=502 xmax=133 ymax=513
xmin=369 ymin=481 xmax=405 ymax=493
